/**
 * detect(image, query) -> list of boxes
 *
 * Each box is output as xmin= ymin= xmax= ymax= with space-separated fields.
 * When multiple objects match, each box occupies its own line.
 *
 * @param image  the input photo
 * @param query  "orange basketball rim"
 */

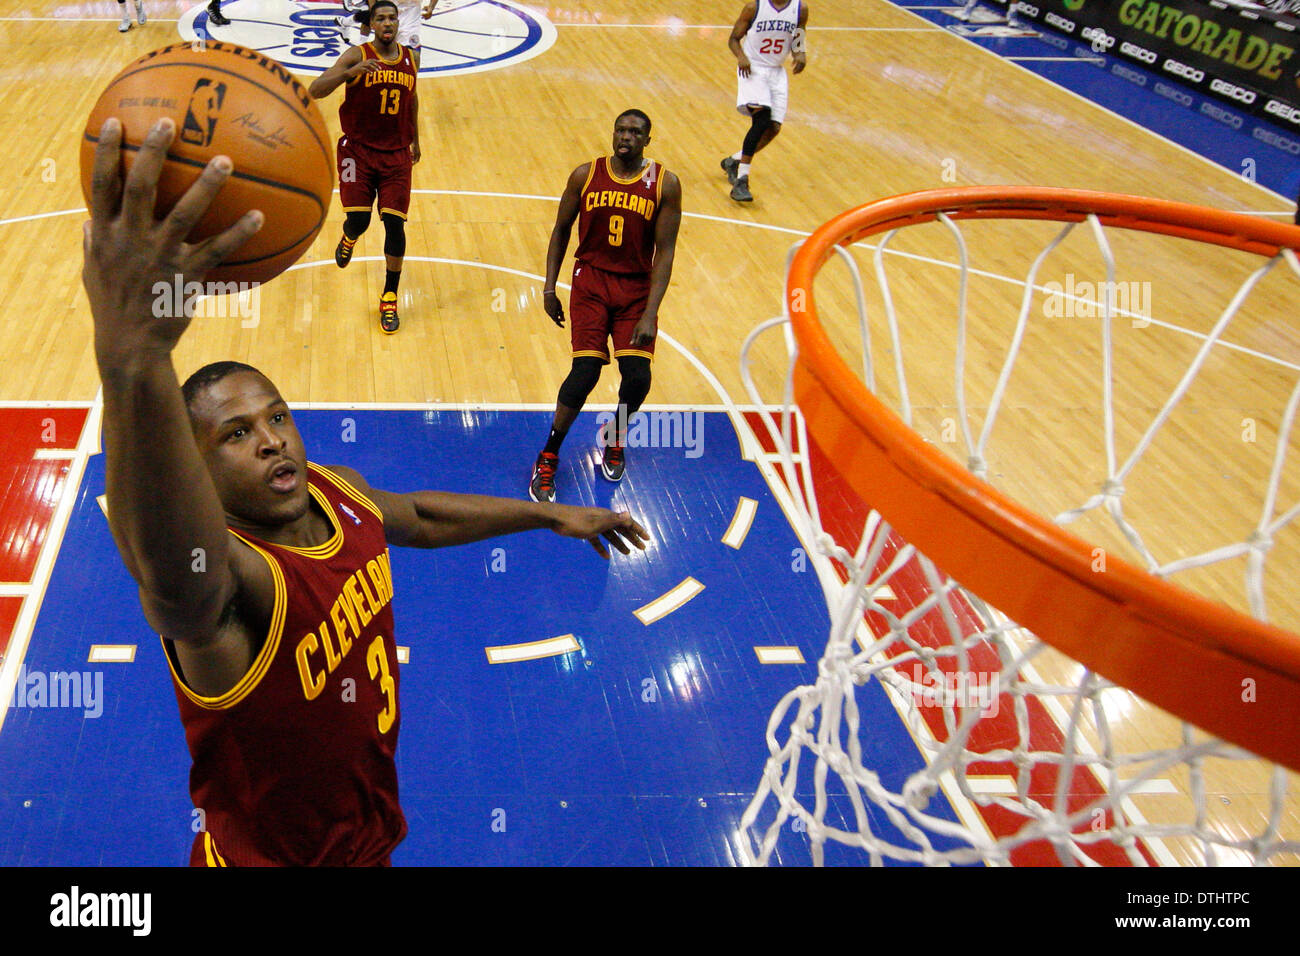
xmin=786 ymin=186 xmax=1300 ymax=771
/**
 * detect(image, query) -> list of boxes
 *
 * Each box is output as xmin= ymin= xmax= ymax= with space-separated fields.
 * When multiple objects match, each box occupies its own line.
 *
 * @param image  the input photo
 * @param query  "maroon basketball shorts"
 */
xmin=569 ymin=262 xmax=655 ymax=363
xmin=337 ymin=136 xmax=413 ymax=219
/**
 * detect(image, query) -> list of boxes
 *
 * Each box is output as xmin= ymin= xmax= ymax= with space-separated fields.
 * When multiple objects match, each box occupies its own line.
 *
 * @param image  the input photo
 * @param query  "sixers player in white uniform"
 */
xmin=337 ymin=0 xmax=440 ymax=68
xmin=721 ymin=0 xmax=809 ymax=203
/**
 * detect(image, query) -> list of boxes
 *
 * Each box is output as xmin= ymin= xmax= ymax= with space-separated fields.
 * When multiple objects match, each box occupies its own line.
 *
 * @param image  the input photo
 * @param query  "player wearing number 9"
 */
xmin=82 ymin=116 xmax=650 ymax=865
xmin=530 ymin=110 xmax=683 ymax=504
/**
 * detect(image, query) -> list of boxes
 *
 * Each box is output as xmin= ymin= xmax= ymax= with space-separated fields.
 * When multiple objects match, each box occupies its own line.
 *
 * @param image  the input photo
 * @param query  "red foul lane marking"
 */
xmin=0 ymin=408 xmax=89 ymax=585
xmin=742 ymin=411 xmax=1154 ymax=866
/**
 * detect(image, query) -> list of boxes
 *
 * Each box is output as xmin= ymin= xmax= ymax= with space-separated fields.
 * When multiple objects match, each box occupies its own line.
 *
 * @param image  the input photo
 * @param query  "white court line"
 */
xmin=88 ymin=645 xmax=136 ymax=664
xmin=485 ymin=634 xmax=580 ymax=664
xmin=0 ymin=394 xmax=103 ymax=734
xmin=0 ymin=583 xmax=31 ymax=597
xmin=634 ymin=578 xmax=705 ymax=625
xmin=32 ymin=449 xmax=77 ymax=460
xmin=290 ymin=401 xmax=776 ymax=412
xmin=4 ymin=17 xmax=883 ymax=28
xmin=556 ymin=24 xmax=884 ymax=29
xmin=0 ymin=208 xmax=90 ymax=225
xmin=0 ymin=16 xmax=181 ymax=21
xmin=0 ymin=401 xmax=94 ymax=408
xmin=967 ymin=775 xmax=1017 ymax=794
xmin=966 ymin=776 xmax=1177 ymax=795
xmin=754 ymin=646 xmax=805 ymax=664
xmin=397 ymin=646 xmax=410 ymax=664
xmin=15 ymin=198 xmax=1295 ymax=374
xmin=722 ymin=497 xmax=759 ymax=550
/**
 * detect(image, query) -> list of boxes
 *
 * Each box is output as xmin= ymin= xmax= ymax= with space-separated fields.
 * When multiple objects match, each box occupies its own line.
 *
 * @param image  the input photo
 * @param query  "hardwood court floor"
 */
xmin=2 ymin=0 xmax=1297 ymax=864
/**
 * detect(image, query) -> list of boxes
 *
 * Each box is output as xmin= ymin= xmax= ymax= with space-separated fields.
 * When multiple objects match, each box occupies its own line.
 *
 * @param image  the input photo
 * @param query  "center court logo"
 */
xmin=180 ymin=0 xmax=557 ymax=77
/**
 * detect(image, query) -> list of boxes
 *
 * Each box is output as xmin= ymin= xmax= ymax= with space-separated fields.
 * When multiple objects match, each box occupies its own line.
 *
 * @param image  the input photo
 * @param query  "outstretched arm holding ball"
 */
xmin=83 ymin=113 xmax=648 ymax=656
xmin=83 ymin=116 xmax=269 ymax=647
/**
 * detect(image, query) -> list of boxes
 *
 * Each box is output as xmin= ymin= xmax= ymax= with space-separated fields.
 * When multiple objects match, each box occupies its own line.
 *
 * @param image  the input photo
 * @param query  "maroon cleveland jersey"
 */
xmin=164 ymin=464 xmax=405 ymax=866
xmin=339 ymin=42 xmax=417 ymax=151
xmin=574 ymin=156 xmax=665 ymax=275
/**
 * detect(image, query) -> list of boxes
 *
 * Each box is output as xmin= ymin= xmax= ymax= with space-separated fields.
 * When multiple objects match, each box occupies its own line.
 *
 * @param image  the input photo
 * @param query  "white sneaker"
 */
xmin=135 ymin=0 xmax=146 ymax=24
xmin=118 ymin=7 xmax=131 ymax=30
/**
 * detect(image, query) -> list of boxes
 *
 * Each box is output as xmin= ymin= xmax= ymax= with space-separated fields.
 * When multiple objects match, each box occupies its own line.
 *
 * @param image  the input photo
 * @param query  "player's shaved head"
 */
xmin=616 ymin=109 xmax=651 ymax=134
xmin=371 ymin=0 xmax=398 ymax=16
xmin=182 ymin=361 xmax=267 ymax=416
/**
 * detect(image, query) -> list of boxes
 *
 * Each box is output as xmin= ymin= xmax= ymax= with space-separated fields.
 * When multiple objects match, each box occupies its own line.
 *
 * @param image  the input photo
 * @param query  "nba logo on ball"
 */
xmin=80 ymin=41 xmax=335 ymax=286
xmin=181 ymin=79 xmax=226 ymax=147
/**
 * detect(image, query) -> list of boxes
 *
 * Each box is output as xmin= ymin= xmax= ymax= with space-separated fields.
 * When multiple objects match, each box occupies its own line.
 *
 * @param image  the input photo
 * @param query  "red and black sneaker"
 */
xmin=600 ymin=442 xmax=625 ymax=482
xmin=335 ymin=234 xmax=357 ymax=269
xmin=379 ymin=292 xmax=399 ymax=334
xmin=529 ymin=451 xmax=558 ymax=503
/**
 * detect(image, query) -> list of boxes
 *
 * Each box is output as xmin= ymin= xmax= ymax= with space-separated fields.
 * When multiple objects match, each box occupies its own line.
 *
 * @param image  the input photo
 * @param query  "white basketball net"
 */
xmin=737 ymin=209 xmax=1300 ymax=866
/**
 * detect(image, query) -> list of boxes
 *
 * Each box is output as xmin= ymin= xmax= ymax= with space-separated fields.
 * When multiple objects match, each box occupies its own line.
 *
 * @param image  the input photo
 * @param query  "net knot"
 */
xmin=1247 ymin=530 xmax=1273 ymax=551
xmin=1101 ymin=479 xmax=1125 ymax=496
xmin=903 ymin=775 xmax=937 ymax=810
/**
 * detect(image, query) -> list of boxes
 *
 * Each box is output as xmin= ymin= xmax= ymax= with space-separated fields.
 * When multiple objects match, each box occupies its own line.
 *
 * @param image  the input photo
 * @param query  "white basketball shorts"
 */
xmin=736 ymin=64 xmax=789 ymax=124
xmin=398 ymin=0 xmax=421 ymax=50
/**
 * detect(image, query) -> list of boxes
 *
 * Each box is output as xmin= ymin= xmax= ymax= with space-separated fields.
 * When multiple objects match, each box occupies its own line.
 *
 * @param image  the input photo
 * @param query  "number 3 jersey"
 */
xmin=339 ymin=42 xmax=417 ymax=151
xmin=164 ymin=464 xmax=405 ymax=866
xmin=574 ymin=156 xmax=665 ymax=275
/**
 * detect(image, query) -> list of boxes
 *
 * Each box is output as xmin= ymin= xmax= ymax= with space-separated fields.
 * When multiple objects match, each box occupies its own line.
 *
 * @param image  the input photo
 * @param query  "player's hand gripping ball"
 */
xmin=80 ymin=41 xmax=334 ymax=285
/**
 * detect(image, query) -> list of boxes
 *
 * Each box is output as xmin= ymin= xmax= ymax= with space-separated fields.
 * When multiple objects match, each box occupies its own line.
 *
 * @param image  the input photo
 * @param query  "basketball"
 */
xmin=80 ymin=41 xmax=334 ymax=286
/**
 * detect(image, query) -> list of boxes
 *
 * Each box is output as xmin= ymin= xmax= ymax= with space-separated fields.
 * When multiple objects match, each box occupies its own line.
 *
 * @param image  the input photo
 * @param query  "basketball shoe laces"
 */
xmin=534 ymin=453 xmax=557 ymax=484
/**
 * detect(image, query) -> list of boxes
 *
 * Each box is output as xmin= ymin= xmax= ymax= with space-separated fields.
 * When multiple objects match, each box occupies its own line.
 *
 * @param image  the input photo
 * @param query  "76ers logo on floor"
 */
xmin=178 ymin=0 xmax=556 ymax=77
xmin=181 ymin=79 xmax=227 ymax=147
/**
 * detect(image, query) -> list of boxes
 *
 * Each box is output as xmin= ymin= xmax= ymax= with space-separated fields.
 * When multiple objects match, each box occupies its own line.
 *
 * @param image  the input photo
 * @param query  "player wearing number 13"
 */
xmin=309 ymin=0 xmax=419 ymax=333
xmin=721 ymin=0 xmax=809 ymax=203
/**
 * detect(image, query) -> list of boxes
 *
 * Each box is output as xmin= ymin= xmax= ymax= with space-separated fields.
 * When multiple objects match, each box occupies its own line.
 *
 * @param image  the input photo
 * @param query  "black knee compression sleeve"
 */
xmin=344 ymin=210 xmax=371 ymax=240
xmin=381 ymin=213 xmax=406 ymax=259
xmin=557 ymin=357 xmax=604 ymax=409
xmin=616 ymin=355 xmax=652 ymax=413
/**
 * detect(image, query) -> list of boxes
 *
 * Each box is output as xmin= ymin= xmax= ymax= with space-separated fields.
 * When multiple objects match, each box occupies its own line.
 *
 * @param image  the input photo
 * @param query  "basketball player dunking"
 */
xmin=310 ymin=0 xmax=420 ymax=333
xmin=82 ymin=117 xmax=649 ymax=865
xmin=529 ymin=110 xmax=683 ymax=502
xmin=721 ymin=0 xmax=809 ymax=203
